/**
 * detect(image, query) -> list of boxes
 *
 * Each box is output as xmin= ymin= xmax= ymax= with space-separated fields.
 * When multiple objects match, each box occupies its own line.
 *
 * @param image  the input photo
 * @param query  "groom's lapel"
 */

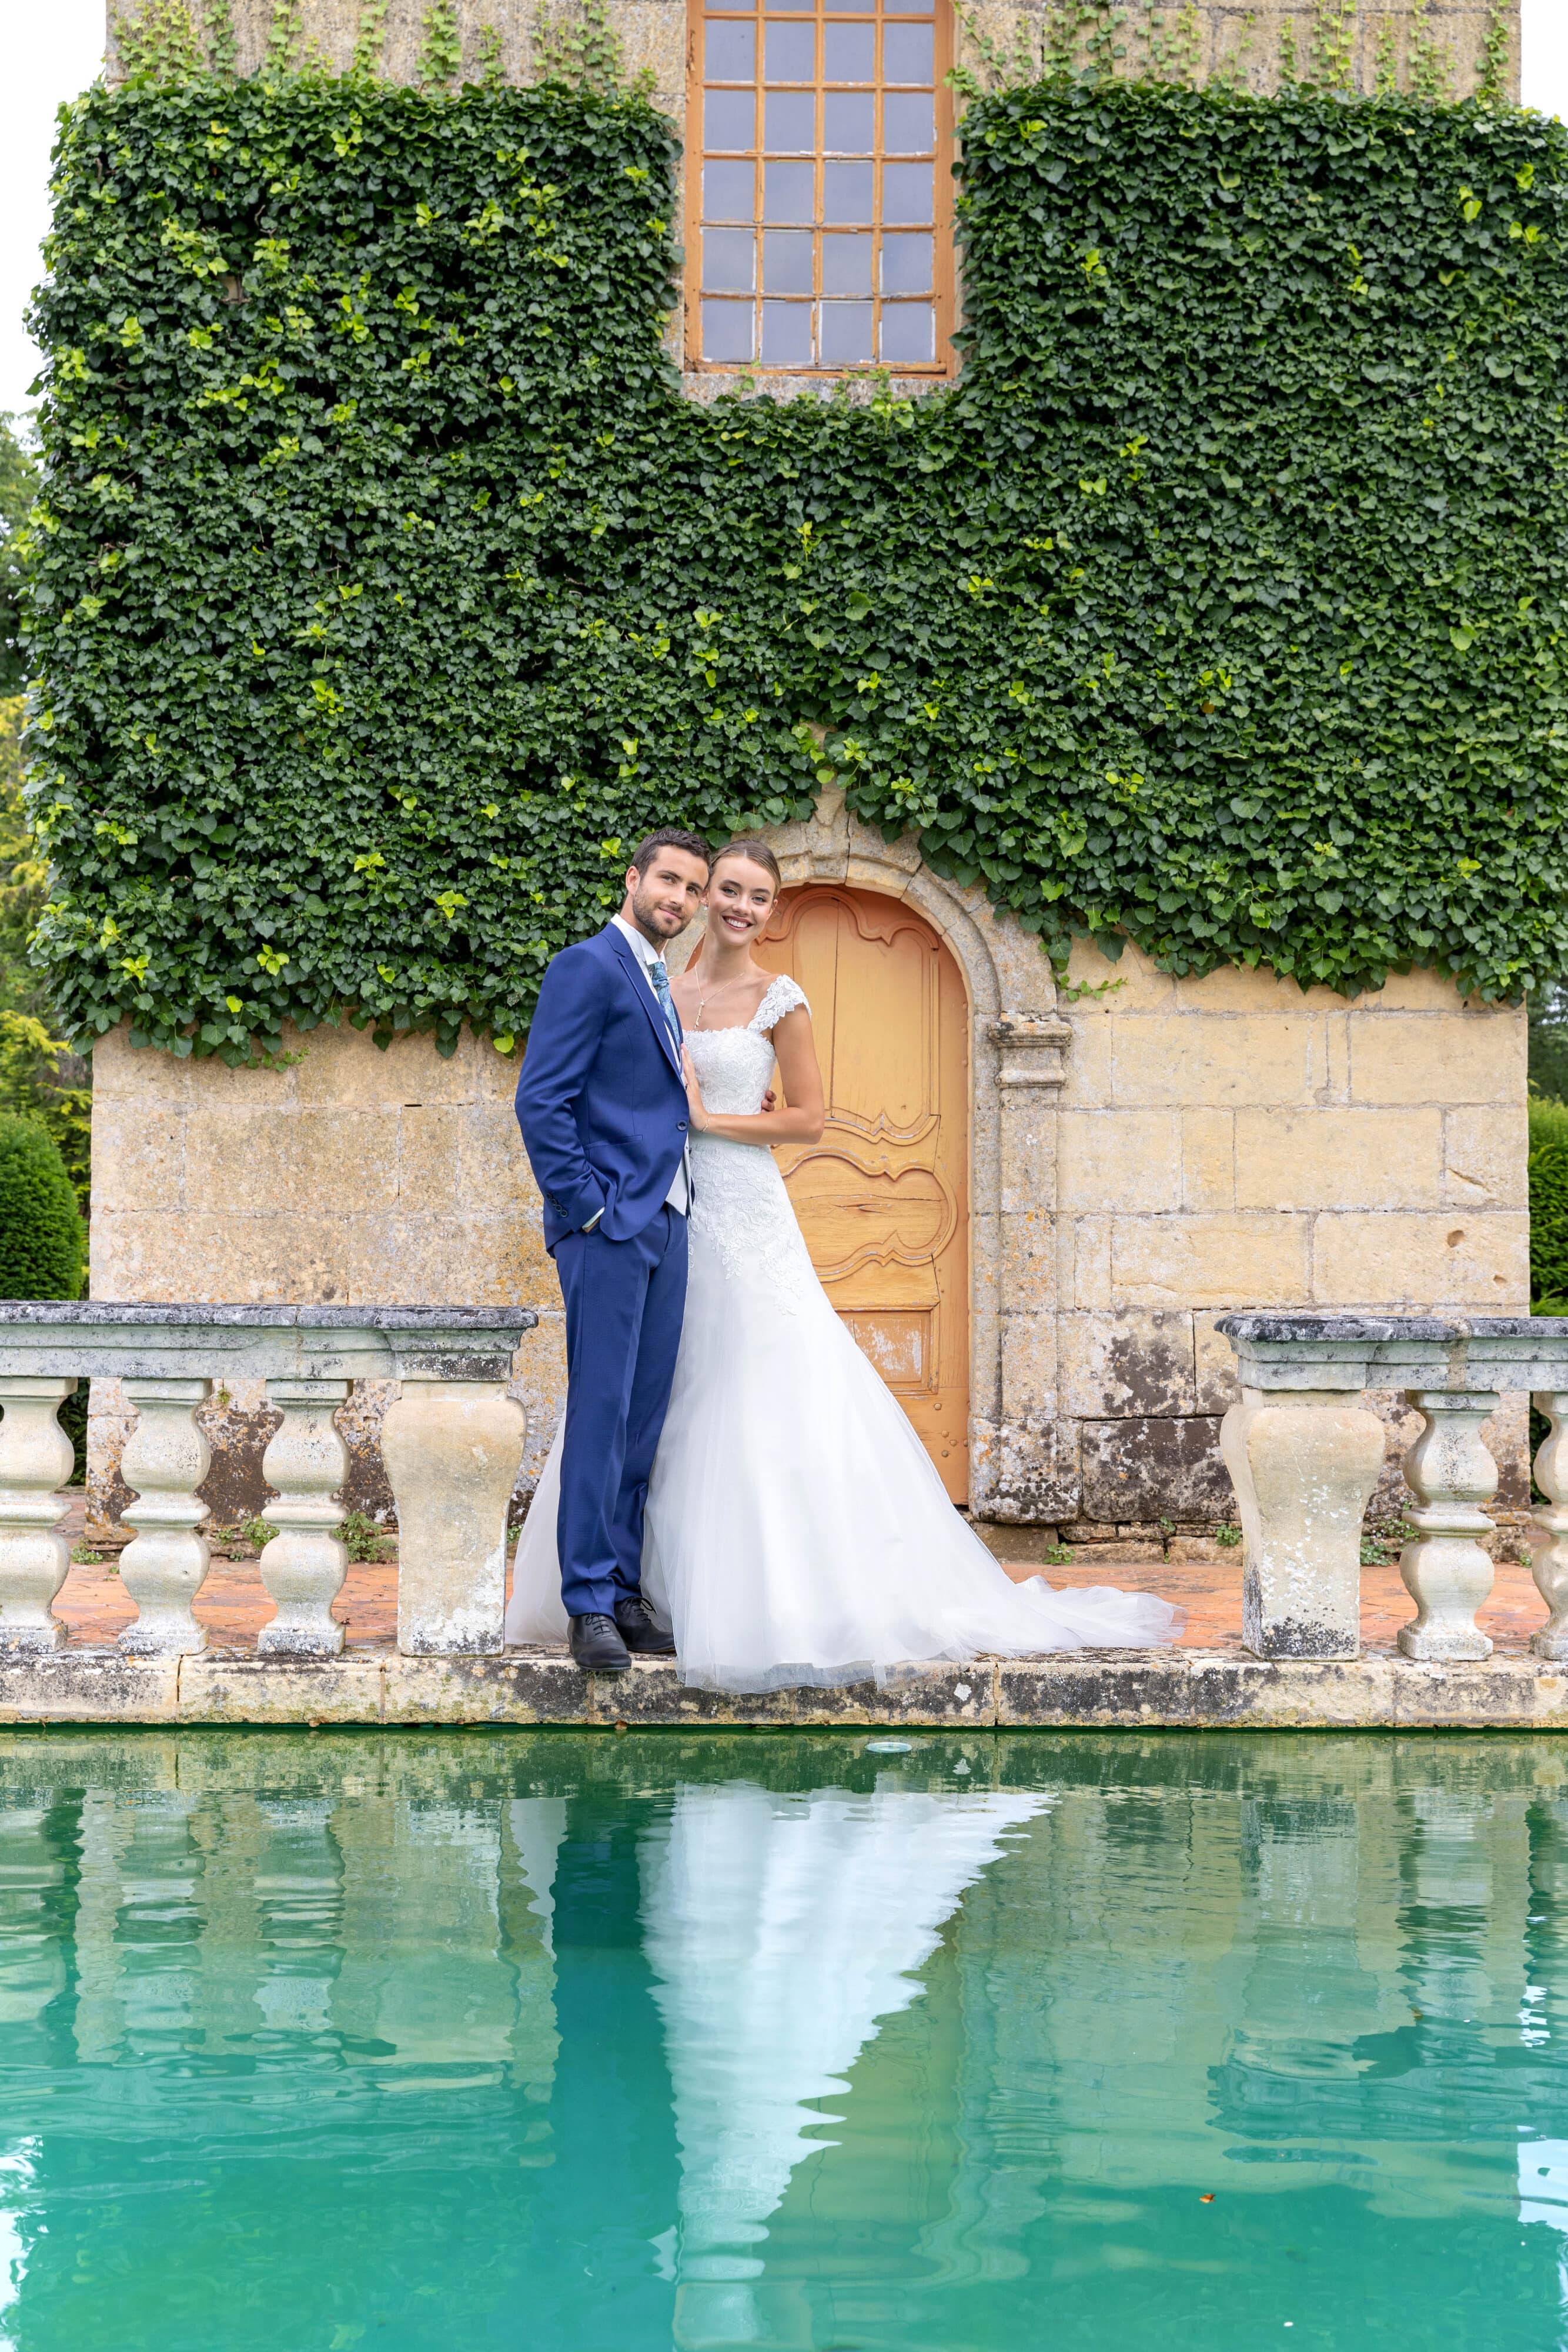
xmin=603 ymin=925 xmax=683 ymax=1076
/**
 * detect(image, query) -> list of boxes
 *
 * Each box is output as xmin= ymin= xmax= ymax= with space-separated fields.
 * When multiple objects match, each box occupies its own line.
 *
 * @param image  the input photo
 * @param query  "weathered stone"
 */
xmin=1059 ymin=1309 xmax=1196 ymax=1421
xmin=1397 ymin=1388 xmax=1500 ymax=1662
xmin=383 ymin=1380 xmax=527 ymax=1653
xmin=0 ymin=1651 xmax=179 ymax=1722
xmin=793 ymin=1665 xmax=996 ymax=1726
xmin=1528 ymin=1389 xmax=1568 ymax=1662
xmin=1220 ymin=1391 xmax=1386 ymax=1659
xmin=256 ymin=1379 xmax=351 ymax=1657
xmin=1112 ymin=1212 xmax=1313 ymax=1309
xmin=179 ymin=1652 xmax=382 ymax=1724
xmin=1081 ymin=1415 xmax=1230 ymax=1525
xmin=0 ymin=1378 xmax=78 ymax=1653
xmin=1235 ymin=1108 xmax=1444 ymax=1211
xmin=995 ymin=1653 xmax=1402 ymax=1728
xmin=383 ymin=1651 xmax=587 ymax=1724
xmin=117 ymin=1377 xmax=214 ymax=1658
xmin=969 ymin=1414 xmax=1080 ymax=1522
xmin=1348 ymin=1007 xmax=1526 ymax=1107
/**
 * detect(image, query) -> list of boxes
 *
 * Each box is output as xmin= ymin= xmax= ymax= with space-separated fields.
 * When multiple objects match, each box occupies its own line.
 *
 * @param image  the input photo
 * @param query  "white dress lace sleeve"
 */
xmin=748 ymin=974 xmax=809 ymax=1033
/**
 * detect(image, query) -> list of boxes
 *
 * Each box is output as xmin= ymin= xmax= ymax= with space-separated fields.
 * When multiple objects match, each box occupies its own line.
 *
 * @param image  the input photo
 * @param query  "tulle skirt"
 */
xmin=504 ymin=1220 xmax=1182 ymax=1691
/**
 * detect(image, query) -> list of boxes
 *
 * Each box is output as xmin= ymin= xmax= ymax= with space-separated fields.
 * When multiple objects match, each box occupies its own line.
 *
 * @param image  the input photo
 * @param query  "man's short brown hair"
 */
xmin=629 ymin=828 xmax=710 ymax=877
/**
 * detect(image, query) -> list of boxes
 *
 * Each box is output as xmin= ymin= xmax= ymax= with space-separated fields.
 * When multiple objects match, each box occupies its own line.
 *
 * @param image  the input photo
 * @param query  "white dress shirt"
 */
xmin=609 ymin=914 xmax=690 ymax=1219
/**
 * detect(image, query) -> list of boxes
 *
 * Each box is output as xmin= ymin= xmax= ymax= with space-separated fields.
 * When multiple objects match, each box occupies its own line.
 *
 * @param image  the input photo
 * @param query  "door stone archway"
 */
xmin=741 ymin=791 xmax=1074 ymax=1521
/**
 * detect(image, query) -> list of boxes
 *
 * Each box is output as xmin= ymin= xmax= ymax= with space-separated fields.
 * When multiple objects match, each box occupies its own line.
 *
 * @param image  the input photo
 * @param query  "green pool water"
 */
xmin=0 ymin=1729 xmax=1564 ymax=2350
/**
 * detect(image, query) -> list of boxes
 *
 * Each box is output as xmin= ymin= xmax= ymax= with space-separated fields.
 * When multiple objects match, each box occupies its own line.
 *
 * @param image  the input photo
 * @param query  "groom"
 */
xmin=515 ymin=829 xmax=711 ymax=1672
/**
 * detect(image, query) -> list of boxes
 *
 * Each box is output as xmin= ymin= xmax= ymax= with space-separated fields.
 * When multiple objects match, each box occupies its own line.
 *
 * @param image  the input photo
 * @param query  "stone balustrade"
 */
xmin=0 ymin=1304 xmax=534 ymax=1661
xmin=1217 ymin=1314 xmax=1568 ymax=1664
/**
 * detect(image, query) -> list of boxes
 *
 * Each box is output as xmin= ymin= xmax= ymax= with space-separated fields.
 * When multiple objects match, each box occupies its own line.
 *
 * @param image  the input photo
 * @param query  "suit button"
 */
xmin=677 ymin=1121 xmax=688 ymax=1130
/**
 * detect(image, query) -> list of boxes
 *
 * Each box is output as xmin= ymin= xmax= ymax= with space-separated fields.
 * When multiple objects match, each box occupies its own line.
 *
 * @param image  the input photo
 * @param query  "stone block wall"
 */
xmin=1049 ymin=937 xmax=1530 ymax=1543
xmin=85 ymin=1020 xmax=559 ymax=1532
xmin=174 ymin=1 xmax=1518 ymax=110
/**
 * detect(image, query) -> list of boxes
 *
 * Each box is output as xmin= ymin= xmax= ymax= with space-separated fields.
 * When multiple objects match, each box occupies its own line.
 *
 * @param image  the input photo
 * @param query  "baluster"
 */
xmin=0 ymin=1377 xmax=78 ymax=1653
xmin=383 ymin=1378 xmax=526 ymax=1653
xmin=1220 ymin=1388 xmax=1385 ymax=1658
xmin=118 ymin=1378 xmax=213 ymax=1658
xmin=1396 ymin=1388 xmax=1500 ymax=1661
xmin=1527 ymin=1389 xmax=1568 ymax=1661
xmin=257 ymin=1379 xmax=350 ymax=1658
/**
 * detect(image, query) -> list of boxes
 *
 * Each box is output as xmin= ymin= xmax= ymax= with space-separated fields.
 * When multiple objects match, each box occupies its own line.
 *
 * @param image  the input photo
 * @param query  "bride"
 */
xmin=506 ymin=838 xmax=1181 ymax=1689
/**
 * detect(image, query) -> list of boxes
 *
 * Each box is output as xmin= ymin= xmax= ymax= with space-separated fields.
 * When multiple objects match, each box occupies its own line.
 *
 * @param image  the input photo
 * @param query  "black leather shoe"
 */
xmin=568 ymin=1612 xmax=631 ymax=1672
xmin=614 ymin=1592 xmax=676 ymax=1656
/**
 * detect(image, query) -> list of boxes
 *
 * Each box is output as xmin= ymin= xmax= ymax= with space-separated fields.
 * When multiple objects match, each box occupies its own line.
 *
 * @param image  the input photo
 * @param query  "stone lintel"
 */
xmin=0 ymin=1649 xmax=1563 ymax=1729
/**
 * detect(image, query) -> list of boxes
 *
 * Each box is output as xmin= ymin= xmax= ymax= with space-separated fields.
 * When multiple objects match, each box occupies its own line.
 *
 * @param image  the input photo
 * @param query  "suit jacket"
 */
xmin=516 ymin=923 xmax=690 ymax=1251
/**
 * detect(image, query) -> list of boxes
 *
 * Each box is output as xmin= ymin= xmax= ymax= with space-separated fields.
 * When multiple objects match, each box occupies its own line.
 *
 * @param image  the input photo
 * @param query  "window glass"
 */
xmin=693 ymin=0 xmax=948 ymax=372
xmin=703 ymin=229 xmax=757 ymax=291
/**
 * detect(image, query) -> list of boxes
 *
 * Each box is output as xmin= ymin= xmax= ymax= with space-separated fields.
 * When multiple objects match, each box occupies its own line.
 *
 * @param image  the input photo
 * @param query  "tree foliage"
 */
xmin=0 ymin=420 xmax=37 ymax=699
xmin=20 ymin=73 xmax=1568 ymax=1064
xmin=0 ymin=1114 xmax=86 ymax=1299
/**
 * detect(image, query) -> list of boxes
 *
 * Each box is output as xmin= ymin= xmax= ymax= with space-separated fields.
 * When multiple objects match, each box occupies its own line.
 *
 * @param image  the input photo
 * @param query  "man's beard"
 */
xmin=630 ymin=883 xmax=688 ymax=940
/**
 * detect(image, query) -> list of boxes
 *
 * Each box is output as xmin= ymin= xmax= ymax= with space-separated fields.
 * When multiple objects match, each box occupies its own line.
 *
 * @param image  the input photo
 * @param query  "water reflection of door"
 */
xmin=758 ymin=885 xmax=970 ymax=1503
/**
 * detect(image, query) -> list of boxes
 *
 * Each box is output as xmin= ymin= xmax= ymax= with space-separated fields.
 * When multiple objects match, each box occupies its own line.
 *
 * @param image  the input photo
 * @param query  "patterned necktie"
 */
xmin=648 ymin=957 xmax=681 ymax=1050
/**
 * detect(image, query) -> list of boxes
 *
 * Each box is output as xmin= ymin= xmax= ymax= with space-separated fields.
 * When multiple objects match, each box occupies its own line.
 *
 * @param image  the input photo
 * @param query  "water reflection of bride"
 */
xmin=638 ymin=1778 xmax=1049 ymax=2348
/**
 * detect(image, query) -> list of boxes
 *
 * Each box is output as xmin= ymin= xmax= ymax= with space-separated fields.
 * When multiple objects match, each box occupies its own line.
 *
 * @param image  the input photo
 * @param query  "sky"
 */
xmin=1 ymin=2 xmax=1567 ymax=423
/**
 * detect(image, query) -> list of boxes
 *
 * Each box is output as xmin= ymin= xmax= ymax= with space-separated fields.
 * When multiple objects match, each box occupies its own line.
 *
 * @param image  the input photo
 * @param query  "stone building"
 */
xmin=87 ymin=0 xmax=1531 ymax=1555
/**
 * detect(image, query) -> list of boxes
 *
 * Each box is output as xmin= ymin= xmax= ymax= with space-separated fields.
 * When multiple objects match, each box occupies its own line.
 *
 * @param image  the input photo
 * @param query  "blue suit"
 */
xmin=515 ymin=924 xmax=691 ymax=1618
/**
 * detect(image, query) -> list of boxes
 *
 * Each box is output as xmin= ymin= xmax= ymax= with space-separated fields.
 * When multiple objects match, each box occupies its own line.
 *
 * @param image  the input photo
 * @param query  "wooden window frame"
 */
xmin=683 ymin=0 xmax=957 ymax=379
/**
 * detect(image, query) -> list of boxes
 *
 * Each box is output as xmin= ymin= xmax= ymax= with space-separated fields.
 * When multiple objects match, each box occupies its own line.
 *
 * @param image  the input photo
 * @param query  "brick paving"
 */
xmin=45 ymin=1491 xmax=1551 ymax=1659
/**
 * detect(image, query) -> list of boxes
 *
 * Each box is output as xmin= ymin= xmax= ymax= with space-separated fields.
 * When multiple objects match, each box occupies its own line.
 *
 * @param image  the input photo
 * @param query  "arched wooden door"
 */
xmin=757 ymin=886 xmax=971 ymax=1502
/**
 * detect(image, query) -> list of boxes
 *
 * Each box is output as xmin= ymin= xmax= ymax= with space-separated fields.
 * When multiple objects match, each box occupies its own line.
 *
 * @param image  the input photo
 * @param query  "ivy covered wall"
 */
xmin=21 ymin=67 xmax=1568 ymax=1062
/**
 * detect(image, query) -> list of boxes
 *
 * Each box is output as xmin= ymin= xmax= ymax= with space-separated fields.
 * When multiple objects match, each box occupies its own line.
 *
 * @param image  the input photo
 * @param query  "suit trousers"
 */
xmin=552 ymin=1205 xmax=688 ymax=1619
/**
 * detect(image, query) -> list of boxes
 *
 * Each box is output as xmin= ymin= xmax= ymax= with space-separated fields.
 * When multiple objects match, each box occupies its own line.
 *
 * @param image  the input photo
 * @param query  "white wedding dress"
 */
xmin=505 ymin=975 xmax=1181 ymax=1689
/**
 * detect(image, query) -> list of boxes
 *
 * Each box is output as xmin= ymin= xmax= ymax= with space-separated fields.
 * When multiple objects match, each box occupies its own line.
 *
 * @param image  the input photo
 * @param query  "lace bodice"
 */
xmin=686 ymin=974 xmax=815 ymax=1305
xmin=684 ymin=974 xmax=808 ymax=1115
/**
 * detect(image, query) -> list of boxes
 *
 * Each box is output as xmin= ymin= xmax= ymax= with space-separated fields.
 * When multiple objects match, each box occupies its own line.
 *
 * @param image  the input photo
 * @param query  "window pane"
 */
xmin=703 ymin=229 xmax=756 ymax=292
xmin=764 ymin=21 xmax=815 ymax=76
xmin=823 ymin=21 xmax=875 ymax=78
xmin=761 ymin=301 xmax=814 ymax=363
xmin=704 ymin=88 xmax=757 ymax=148
xmin=764 ymin=159 xmax=815 ymax=221
xmin=880 ymin=301 xmax=934 ymax=363
xmin=882 ymin=91 xmax=934 ymax=152
xmin=823 ymin=0 xmax=869 ymax=11
xmin=763 ymin=229 xmax=814 ymax=292
xmin=708 ymin=0 xmax=755 ymax=9
xmin=823 ymin=91 xmax=874 ymax=151
xmin=703 ymin=158 xmax=755 ymax=220
xmin=764 ymin=90 xmax=815 ymax=149
xmin=882 ymin=161 xmax=933 ymax=224
xmin=821 ymin=302 xmax=874 ymax=363
xmin=881 ymin=0 xmax=930 ymax=11
xmin=882 ymin=21 xmax=934 ymax=79
xmin=704 ymin=299 xmax=755 ymax=362
xmin=703 ymin=19 xmax=755 ymax=76
xmin=822 ymin=230 xmax=872 ymax=293
xmin=823 ymin=160 xmax=873 ymax=222
xmin=880 ymin=230 xmax=932 ymax=293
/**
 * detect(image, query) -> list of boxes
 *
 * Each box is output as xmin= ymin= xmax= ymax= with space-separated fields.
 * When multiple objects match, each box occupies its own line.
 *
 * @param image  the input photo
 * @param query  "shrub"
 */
xmin=1529 ymin=1095 xmax=1568 ymax=1312
xmin=0 ymin=1112 xmax=86 ymax=1298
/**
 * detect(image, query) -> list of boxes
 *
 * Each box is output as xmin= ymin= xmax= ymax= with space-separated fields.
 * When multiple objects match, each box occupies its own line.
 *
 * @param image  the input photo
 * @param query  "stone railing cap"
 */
xmin=1216 ymin=1314 xmax=1568 ymax=1342
xmin=0 ymin=1302 xmax=537 ymax=1329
